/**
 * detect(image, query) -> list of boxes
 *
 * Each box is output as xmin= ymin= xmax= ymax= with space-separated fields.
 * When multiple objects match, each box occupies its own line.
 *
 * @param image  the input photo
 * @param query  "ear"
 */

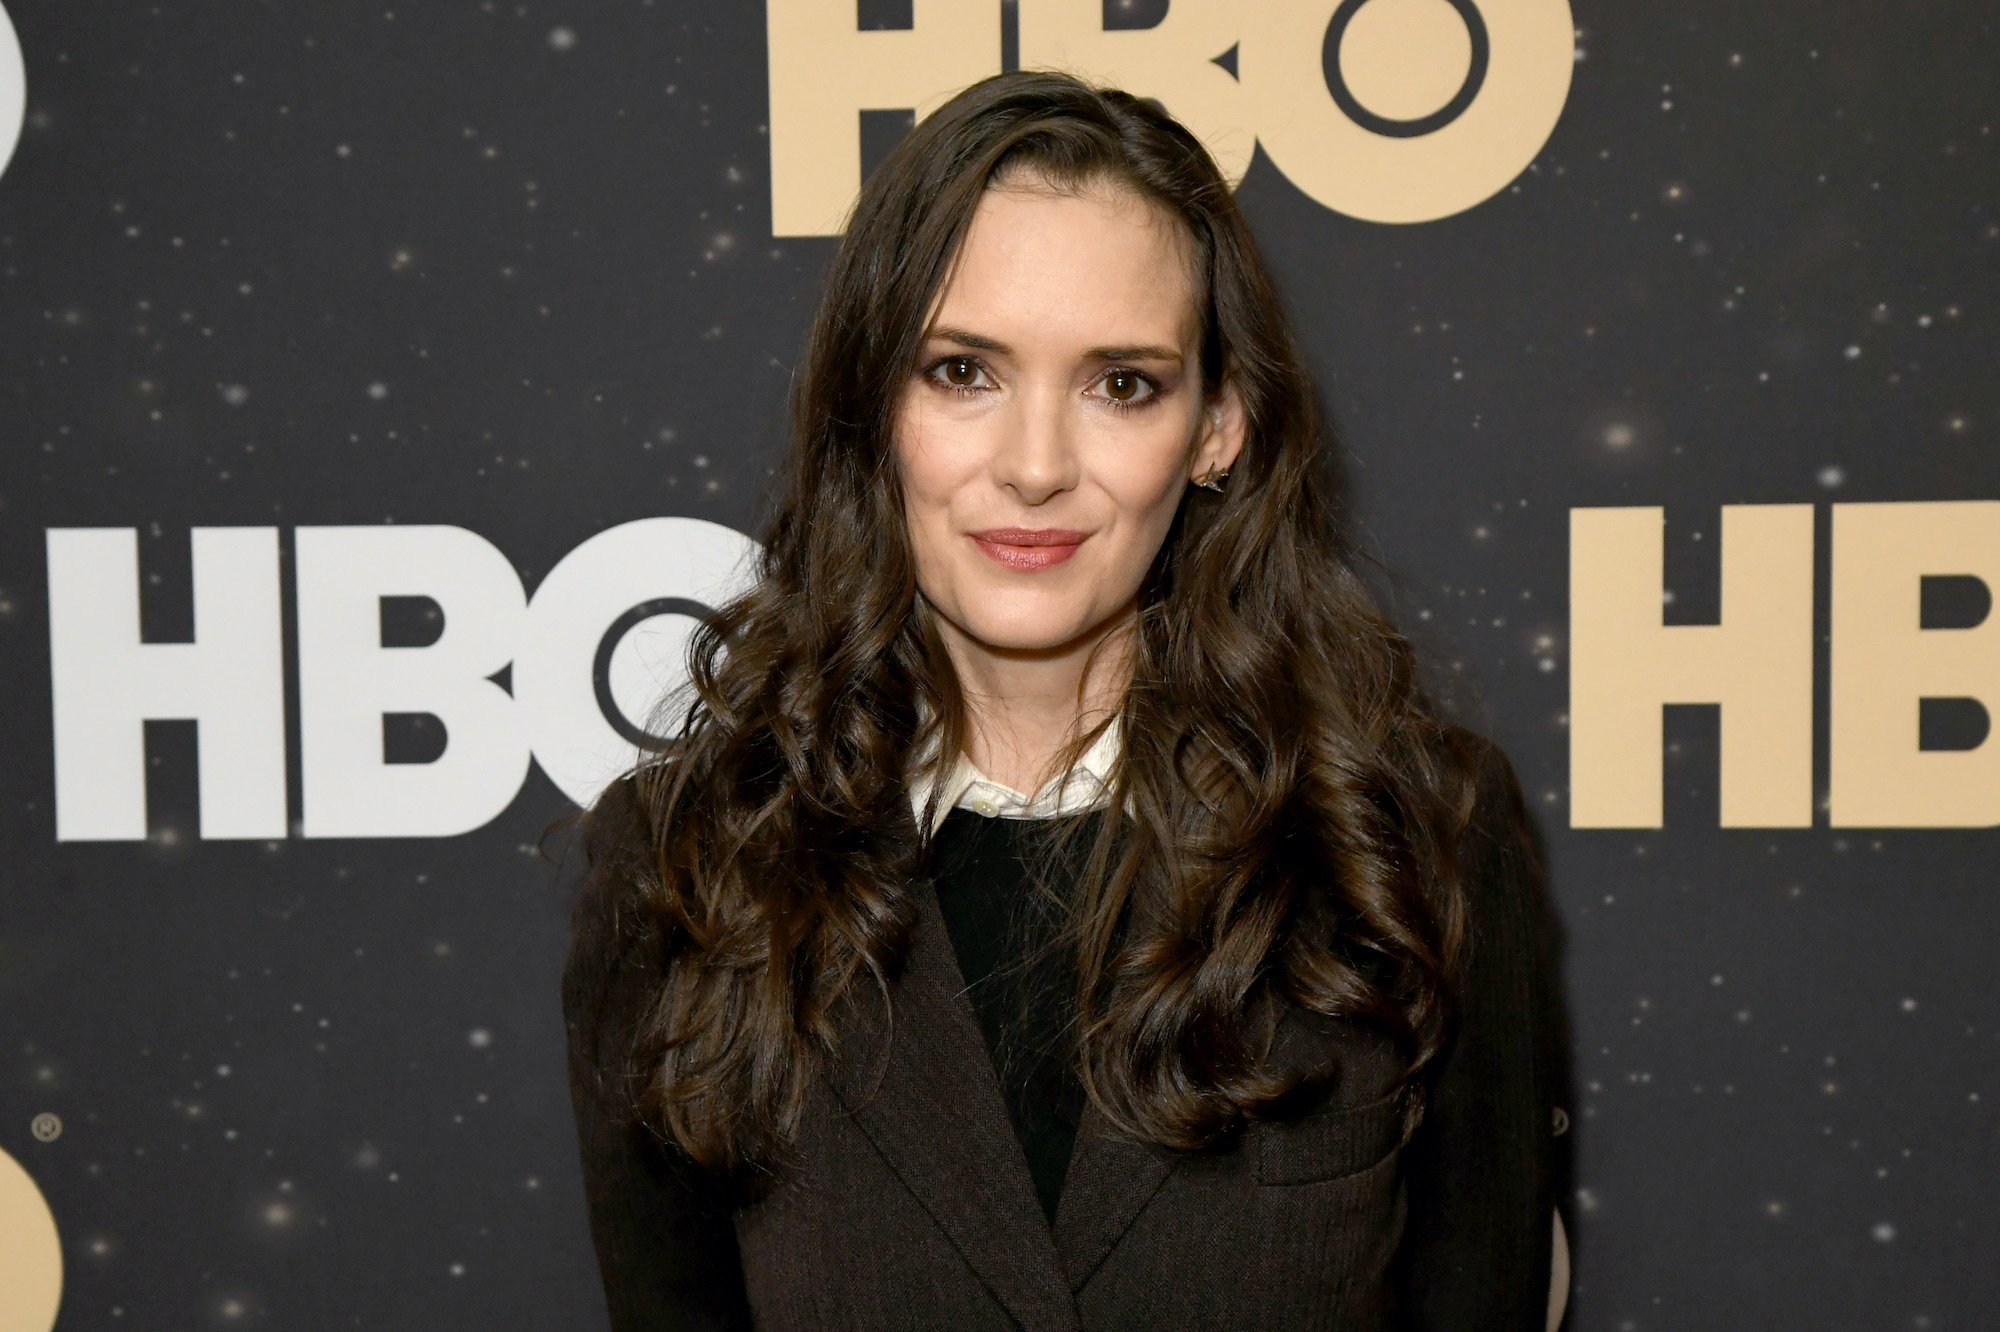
xmin=1188 ymin=377 xmax=1247 ymax=482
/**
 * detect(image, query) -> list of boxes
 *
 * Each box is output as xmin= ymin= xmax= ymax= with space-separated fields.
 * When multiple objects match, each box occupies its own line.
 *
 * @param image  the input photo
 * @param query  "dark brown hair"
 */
xmin=584 ymin=69 xmax=1481 ymax=1179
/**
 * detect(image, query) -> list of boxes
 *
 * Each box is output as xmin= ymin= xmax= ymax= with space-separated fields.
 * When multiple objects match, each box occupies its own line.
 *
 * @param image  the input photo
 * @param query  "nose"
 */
xmin=991 ymin=384 xmax=1079 ymax=503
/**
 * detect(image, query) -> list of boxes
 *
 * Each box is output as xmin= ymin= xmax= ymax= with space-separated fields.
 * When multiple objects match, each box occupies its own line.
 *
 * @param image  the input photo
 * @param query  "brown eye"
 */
xmin=1102 ymin=369 xmax=1148 ymax=403
xmin=942 ymin=357 xmax=979 ymax=387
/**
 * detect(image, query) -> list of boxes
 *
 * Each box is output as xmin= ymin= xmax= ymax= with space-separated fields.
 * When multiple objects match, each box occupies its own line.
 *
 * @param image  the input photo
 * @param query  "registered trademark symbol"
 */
xmin=30 ymin=1112 xmax=61 ymax=1142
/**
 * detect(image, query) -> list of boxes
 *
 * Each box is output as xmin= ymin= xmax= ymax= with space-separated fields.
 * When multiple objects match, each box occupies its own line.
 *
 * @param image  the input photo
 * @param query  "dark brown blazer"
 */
xmin=561 ymin=735 xmax=1568 ymax=1330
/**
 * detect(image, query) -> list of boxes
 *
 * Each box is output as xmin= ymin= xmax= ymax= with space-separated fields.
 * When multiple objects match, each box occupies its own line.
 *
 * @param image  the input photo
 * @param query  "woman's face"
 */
xmin=893 ymin=177 xmax=1244 ymax=666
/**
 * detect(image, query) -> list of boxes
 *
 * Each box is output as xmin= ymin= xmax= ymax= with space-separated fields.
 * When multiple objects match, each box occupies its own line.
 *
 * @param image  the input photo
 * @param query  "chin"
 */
xmin=952 ymin=602 xmax=1101 ymax=654
xmin=985 ymin=632 xmax=1087 ymax=654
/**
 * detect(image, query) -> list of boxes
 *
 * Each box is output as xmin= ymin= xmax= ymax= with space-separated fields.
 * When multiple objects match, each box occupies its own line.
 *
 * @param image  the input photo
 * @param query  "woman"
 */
xmin=560 ymin=69 xmax=1570 ymax=1331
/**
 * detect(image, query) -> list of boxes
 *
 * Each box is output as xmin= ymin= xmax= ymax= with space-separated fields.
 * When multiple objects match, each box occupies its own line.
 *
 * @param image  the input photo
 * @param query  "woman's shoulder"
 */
xmin=558 ymin=759 xmax=677 ymax=1077
xmin=1428 ymin=725 xmax=1554 ymax=1001
xmin=565 ymin=756 xmax=690 ymax=950
xmin=1434 ymin=723 xmax=1539 ymax=879
xmin=577 ymin=762 xmax=666 ymax=876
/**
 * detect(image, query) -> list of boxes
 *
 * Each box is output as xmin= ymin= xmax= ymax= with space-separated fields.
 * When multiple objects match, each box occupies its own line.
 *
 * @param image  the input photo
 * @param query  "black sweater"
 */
xmin=927 ymin=804 xmax=1098 ymax=1224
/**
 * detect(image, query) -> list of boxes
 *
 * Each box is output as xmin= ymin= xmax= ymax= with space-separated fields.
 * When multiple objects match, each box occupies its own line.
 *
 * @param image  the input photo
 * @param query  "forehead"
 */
xmin=926 ymin=179 xmax=1200 ymax=351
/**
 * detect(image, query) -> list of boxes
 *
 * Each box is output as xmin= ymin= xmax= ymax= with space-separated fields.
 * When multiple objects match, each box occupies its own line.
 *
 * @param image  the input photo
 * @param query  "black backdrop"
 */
xmin=2 ymin=1 xmax=1995 ymax=1327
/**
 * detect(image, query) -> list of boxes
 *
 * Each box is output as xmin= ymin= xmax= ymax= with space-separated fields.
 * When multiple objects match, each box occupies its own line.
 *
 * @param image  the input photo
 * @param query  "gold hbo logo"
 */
xmin=0 ymin=1140 xmax=63 ymax=1330
xmin=767 ymin=0 xmax=1576 ymax=235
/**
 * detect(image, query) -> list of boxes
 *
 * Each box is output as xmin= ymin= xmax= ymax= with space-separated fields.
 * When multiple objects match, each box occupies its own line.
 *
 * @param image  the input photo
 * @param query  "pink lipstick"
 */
xmin=969 ymin=527 xmax=1088 ymax=571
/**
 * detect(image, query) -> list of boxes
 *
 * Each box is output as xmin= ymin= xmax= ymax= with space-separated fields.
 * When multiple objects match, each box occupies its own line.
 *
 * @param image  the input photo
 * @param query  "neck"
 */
xmin=935 ymin=597 xmax=1135 ymax=794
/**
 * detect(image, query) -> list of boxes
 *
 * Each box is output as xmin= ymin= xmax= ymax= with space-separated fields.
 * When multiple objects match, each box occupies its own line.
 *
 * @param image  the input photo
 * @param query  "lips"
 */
xmin=968 ymin=527 xmax=1088 ymax=571
xmin=971 ymin=527 xmax=1089 ymax=546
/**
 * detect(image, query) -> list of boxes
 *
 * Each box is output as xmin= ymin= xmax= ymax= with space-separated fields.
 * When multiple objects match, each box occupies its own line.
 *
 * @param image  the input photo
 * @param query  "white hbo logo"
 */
xmin=45 ymin=518 xmax=761 ymax=841
xmin=0 ymin=0 xmax=25 ymax=183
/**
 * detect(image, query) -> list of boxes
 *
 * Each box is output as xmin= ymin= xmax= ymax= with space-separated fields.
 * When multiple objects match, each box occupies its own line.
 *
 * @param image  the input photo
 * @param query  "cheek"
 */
xmin=891 ymin=401 xmax=944 ymax=506
xmin=1100 ymin=422 xmax=1197 ymax=525
xmin=891 ymin=402 xmax=968 ymax=561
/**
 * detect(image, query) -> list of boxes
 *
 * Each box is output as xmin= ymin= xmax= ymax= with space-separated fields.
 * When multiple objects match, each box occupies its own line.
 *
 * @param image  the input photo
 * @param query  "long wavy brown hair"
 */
xmin=588 ymin=69 xmax=1483 ymax=1180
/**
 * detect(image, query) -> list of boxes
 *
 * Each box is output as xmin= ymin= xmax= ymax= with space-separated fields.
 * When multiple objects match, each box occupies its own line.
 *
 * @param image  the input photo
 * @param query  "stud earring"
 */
xmin=1193 ymin=461 xmax=1228 ymax=492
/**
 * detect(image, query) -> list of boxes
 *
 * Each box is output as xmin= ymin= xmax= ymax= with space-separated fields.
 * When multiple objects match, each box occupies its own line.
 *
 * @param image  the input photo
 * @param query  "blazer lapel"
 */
xmin=825 ymin=881 xmax=1081 ymax=1332
xmin=1050 ymin=1094 xmax=1181 ymax=1291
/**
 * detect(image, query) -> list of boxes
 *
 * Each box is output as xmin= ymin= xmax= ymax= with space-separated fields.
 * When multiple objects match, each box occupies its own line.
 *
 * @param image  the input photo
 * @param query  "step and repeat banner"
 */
xmin=2 ymin=1 xmax=1993 ymax=1328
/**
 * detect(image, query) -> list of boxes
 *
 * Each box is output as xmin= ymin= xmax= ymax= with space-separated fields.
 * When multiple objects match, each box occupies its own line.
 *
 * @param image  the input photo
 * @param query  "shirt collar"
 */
xmin=907 ymin=710 xmax=1123 ymax=838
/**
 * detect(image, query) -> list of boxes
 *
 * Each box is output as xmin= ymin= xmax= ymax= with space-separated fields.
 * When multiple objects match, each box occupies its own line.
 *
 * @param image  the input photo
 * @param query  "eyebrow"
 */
xmin=924 ymin=324 xmax=1183 ymax=364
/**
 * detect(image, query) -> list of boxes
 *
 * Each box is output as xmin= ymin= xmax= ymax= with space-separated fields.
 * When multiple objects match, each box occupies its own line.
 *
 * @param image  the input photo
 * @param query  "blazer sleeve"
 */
xmin=1390 ymin=734 xmax=1571 ymax=1331
xmin=560 ymin=772 xmax=755 ymax=1332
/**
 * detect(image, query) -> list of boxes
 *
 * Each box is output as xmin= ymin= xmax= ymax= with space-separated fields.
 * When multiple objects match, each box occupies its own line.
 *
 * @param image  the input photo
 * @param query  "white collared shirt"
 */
xmin=907 ymin=714 xmax=1122 ymax=838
